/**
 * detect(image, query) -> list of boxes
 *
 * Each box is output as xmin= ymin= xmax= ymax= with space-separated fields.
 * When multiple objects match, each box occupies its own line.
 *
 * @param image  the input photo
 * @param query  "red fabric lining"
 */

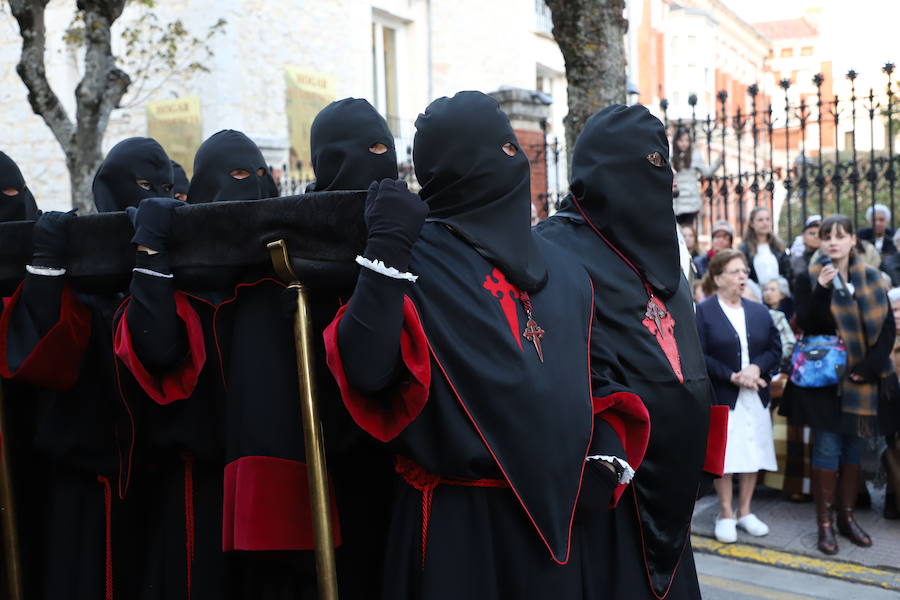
xmin=0 ymin=282 xmax=91 ymax=389
xmin=395 ymin=455 xmax=509 ymax=569
xmin=323 ymin=295 xmax=431 ymax=442
xmin=703 ymin=405 xmax=729 ymax=477
xmin=113 ymin=292 xmax=206 ymax=405
xmin=592 ymin=392 xmax=651 ymax=506
xmin=222 ymin=456 xmax=341 ymax=551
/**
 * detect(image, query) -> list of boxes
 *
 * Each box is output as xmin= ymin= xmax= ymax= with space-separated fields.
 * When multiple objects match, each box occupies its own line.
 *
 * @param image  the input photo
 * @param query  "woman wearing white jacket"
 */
xmin=672 ymin=128 xmax=722 ymax=225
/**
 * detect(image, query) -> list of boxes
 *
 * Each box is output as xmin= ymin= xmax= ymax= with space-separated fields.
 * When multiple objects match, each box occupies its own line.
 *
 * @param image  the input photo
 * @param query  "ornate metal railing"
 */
xmin=661 ymin=63 xmax=898 ymax=243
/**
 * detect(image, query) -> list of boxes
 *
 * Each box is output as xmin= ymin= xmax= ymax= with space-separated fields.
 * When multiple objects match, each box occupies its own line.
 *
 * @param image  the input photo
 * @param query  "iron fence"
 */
xmin=661 ymin=63 xmax=898 ymax=244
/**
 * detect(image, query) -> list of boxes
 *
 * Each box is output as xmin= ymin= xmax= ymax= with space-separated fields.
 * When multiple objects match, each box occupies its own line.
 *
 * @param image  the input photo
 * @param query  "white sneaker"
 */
xmin=736 ymin=513 xmax=769 ymax=536
xmin=714 ymin=517 xmax=737 ymax=543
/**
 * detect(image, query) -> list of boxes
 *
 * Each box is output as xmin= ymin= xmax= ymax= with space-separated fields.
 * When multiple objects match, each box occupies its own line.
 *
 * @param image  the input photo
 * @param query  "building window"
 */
xmin=372 ymin=19 xmax=401 ymax=134
xmin=801 ymin=46 xmax=814 ymax=56
xmin=780 ymin=47 xmax=794 ymax=58
xmin=535 ymin=0 xmax=553 ymax=35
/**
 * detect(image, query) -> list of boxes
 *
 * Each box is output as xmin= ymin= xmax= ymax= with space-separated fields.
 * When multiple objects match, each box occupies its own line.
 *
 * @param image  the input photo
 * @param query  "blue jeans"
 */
xmin=811 ymin=430 xmax=864 ymax=470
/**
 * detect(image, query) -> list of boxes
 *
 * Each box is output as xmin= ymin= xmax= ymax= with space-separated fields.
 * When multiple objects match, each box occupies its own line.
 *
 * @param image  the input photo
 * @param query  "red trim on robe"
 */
xmin=703 ymin=405 xmax=729 ymax=477
xmin=222 ymin=455 xmax=341 ymax=551
xmin=0 ymin=281 xmax=91 ymax=389
xmin=592 ymin=391 xmax=651 ymax=506
xmin=323 ymin=295 xmax=431 ymax=442
xmin=113 ymin=291 xmax=207 ymax=405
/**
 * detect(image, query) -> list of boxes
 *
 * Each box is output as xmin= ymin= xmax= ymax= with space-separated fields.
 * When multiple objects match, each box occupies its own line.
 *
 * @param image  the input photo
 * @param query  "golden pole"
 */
xmin=267 ymin=240 xmax=339 ymax=600
xmin=0 ymin=382 xmax=23 ymax=600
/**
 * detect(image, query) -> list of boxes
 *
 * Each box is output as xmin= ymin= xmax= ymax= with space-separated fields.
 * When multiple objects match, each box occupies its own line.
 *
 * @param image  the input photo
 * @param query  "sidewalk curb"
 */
xmin=691 ymin=535 xmax=900 ymax=591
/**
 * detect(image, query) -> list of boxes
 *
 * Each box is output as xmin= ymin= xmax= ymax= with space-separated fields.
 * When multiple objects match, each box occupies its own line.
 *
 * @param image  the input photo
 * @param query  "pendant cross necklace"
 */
xmin=520 ymin=292 xmax=545 ymax=363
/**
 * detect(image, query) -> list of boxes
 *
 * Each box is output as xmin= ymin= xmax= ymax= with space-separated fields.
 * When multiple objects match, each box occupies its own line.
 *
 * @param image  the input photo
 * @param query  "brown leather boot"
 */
xmin=812 ymin=467 xmax=839 ymax=555
xmin=836 ymin=464 xmax=873 ymax=547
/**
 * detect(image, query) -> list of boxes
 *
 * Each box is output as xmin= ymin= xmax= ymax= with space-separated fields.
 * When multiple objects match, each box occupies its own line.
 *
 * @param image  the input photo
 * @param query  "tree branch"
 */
xmin=8 ymin=0 xmax=76 ymax=152
xmin=75 ymin=1 xmax=130 ymax=145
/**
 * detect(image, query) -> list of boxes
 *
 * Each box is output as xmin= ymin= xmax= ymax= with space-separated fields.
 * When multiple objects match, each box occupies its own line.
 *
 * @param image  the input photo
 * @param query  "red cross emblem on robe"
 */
xmin=482 ymin=268 xmax=523 ymax=350
xmin=642 ymin=296 xmax=683 ymax=383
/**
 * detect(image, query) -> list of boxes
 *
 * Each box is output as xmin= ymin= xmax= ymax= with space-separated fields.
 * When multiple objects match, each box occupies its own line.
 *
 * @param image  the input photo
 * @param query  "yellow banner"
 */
xmin=285 ymin=66 xmax=336 ymax=180
xmin=146 ymin=97 xmax=203 ymax=178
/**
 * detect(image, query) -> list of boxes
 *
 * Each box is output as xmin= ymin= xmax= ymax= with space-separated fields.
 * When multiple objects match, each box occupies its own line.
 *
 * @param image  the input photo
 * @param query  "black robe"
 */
xmin=112 ymin=257 xmax=227 ymax=600
xmin=212 ymin=277 xmax=391 ymax=600
xmin=0 ymin=276 xmax=148 ymax=600
xmin=326 ymin=224 xmax=651 ymax=600
xmin=537 ymin=213 xmax=726 ymax=600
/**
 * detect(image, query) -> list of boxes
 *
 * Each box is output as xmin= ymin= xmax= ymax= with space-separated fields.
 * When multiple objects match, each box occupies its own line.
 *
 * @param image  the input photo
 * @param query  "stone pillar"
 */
xmin=488 ymin=88 xmax=552 ymax=221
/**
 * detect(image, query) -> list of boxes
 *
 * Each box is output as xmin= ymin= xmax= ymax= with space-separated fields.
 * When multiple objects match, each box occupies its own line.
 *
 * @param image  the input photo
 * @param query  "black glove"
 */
xmin=577 ymin=459 xmax=619 ymax=515
xmin=31 ymin=210 xmax=76 ymax=268
xmin=127 ymin=197 xmax=186 ymax=253
xmin=362 ymin=179 xmax=427 ymax=272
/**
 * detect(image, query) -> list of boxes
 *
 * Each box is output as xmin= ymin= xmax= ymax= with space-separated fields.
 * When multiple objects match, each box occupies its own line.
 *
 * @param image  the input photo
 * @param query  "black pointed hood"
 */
xmin=414 ymin=91 xmax=547 ymax=293
xmin=171 ymin=160 xmax=190 ymax=199
xmin=187 ymin=130 xmax=279 ymax=203
xmin=569 ymin=104 xmax=680 ymax=298
xmin=309 ymin=98 xmax=398 ymax=191
xmin=0 ymin=151 xmax=39 ymax=222
xmin=92 ymin=137 xmax=174 ymax=213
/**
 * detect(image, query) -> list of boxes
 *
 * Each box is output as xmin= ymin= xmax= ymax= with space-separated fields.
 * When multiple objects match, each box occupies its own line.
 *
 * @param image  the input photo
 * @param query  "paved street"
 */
xmin=697 ymin=553 xmax=899 ymax=600
xmin=693 ymin=486 xmax=900 ymax=571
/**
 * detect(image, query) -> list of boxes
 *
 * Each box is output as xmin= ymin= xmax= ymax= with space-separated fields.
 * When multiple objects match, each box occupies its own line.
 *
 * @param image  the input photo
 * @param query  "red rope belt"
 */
xmin=182 ymin=452 xmax=196 ymax=600
xmin=394 ymin=456 xmax=508 ymax=569
xmin=97 ymin=475 xmax=114 ymax=600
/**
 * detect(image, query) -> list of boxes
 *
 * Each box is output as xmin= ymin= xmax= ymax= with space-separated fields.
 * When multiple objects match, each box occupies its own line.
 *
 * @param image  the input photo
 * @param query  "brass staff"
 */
xmin=267 ymin=239 xmax=338 ymax=600
xmin=0 ymin=381 xmax=23 ymax=600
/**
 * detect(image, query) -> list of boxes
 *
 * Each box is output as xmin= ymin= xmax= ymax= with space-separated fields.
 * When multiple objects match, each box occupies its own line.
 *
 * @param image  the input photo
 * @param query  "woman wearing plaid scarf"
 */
xmin=781 ymin=215 xmax=895 ymax=555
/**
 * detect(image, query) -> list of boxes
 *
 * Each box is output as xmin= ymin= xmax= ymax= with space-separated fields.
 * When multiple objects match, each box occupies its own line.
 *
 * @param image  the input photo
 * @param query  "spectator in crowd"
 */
xmin=739 ymin=206 xmax=792 ymax=288
xmin=694 ymin=219 xmax=733 ymax=279
xmin=746 ymin=280 xmax=806 ymax=501
xmin=748 ymin=280 xmax=796 ymax=372
xmin=883 ymin=287 xmax=900 ymax=520
xmin=681 ymin=223 xmax=700 ymax=258
xmin=671 ymin=127 xmax=721 ymax=225
xmin=781 ymin=215 xmax=895 ymax=555
xmin=880 ymin=229 xmax=900 ymax=286
xmin=790 ymin=215 xmax=822 ymax=278
xmin=763 ymin=276 xmax=795 ymax=322
xmin=696 ymin=249 xmax=781 ymax=544
xmin=692 ymin=280 xmax=706 ymax=304
xmin=858 ymin=204 xmax=896 ymax=258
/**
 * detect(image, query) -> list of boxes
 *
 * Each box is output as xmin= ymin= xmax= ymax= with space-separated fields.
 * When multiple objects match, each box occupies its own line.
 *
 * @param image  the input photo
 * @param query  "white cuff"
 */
xmin=355 ymin=255 xmax=418 ymax=282
xmin=133 ymin=267 xmax=174 ymax=279
xmin=586 ymin=455 xmax=635 ymax=485
xmin=26 ymin=265 xmax=66 ymax=277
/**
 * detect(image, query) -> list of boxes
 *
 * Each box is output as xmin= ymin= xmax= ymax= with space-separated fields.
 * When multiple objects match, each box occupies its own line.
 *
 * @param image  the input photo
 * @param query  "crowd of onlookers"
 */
xmin=683 ymin=206 xmax=900 ymax=555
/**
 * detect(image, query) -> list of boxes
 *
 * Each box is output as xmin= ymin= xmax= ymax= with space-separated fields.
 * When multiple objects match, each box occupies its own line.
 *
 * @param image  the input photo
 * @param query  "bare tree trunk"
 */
xmin=8 ymin=0 xmax=130 ymax=213
xmin=545 ymin=0 xmax=628 ymax=165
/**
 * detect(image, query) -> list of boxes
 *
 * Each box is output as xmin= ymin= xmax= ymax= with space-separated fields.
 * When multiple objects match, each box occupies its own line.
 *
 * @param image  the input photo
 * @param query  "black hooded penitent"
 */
xmin=568 ymin=104 xmax=679 ymax=298
xmin=537 ymin=104 xmax=717 ymax=599
xmin=171 ymin=161 xmax=190 ymax=200
xmin=414 ymin=91 xmax=547 ymax=293
xmin=92 ymin=137 xmax=174 ymax=213
xmin=310 ymin=98 xmax=398 ymax=191
xmin=0 ymin=151 xmax=39 ymax=222
xmin=187 ymin=130 xmax=279 ymax=204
